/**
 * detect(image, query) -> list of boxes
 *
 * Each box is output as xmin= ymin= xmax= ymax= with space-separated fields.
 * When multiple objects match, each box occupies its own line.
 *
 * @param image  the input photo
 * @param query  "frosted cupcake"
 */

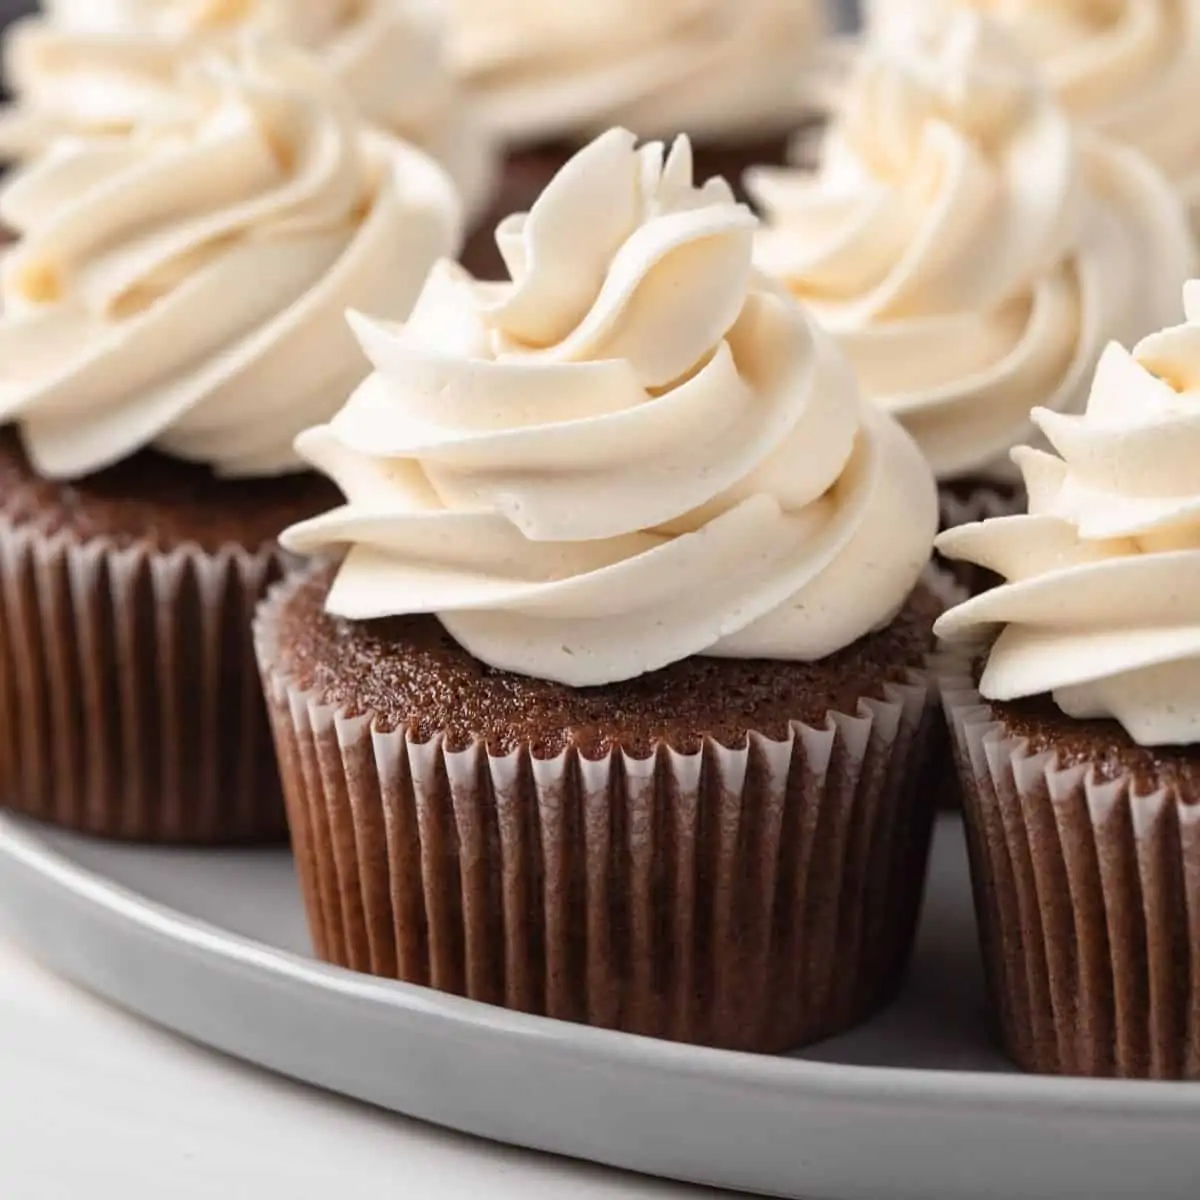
xmin=937 ymin=285 xmax=1200 ymax=1077
xmin=255 ymin=128 xmax=950 ymax=1052
xmin=448 ymin=0 xmax=832 ymax=277
xmin=868 ymin=0 xmax=1200 ymax=230
xmin=748 ymin=12 xmax=1194 ymax=539
xmin=0 ymin=0 xmax=495 ymax=220
xmin=0 ymin=42 xmax=461 ymax=842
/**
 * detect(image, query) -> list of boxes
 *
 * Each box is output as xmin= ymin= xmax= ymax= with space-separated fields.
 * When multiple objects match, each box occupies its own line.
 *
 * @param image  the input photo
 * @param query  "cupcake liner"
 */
xmin=937 ymin=482 xmax=1025 ymax=531
xmin=254 ymin=578 xmax=945 ymax=1053
xmin=938 ymin=483 xmax=1025 ymax=597
xmin=0 ymin=516 xmax=291 ymax=843
xmin=927 ymin=646 xmax=975 ymax=813
xmin=943 ymin=675 xmax=1200 ymax=1079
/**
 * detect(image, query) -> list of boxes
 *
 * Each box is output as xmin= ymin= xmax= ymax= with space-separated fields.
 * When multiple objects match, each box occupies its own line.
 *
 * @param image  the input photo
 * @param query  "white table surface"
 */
xmin=0 ymin=938 xmax=735 ymax=1200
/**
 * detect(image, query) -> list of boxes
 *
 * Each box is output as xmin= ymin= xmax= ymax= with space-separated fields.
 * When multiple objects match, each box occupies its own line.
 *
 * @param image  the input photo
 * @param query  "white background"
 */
xmin=0 ymin=939 xmax=736 ymax=1200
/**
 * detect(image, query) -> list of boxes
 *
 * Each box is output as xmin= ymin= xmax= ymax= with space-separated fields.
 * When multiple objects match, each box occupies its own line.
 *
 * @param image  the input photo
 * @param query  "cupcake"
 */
xmin=254 ymin=127 xmax=950 ymax=1052
xmin=0 ymin=0 xmax=496 ymax=221
xmin=0 ymin=41 xmax=461 ymax=843
xmin=747 ymin=12 xmax=1194 ymax=548
xmin=867 ymin=0 xmax=1200 ymax=230
xmin=936 ymin=286 xmax=1200 ymax=1078
xmin=447 ymin=0 xmax=833 ymax=278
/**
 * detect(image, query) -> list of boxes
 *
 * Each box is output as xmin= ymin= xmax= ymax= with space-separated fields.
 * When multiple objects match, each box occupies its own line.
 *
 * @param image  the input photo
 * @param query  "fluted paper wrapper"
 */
xmin=255 ymin=591 xmax=942 ymax=1053
xmin=943 ymin=676 xmax=1200 ymax=1079
xmin=928 ymin=647 xmax=974 ymax=813
xmin=938 ymin=483 xmax=1024 ymax=531
xmin=0 ymin=520 xmax=290 ymax=843
xmin=938 ymin=484 xmax=1024 ymax=597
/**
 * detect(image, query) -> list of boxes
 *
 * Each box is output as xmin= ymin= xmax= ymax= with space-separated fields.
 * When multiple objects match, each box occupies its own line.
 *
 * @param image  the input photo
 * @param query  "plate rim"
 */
xmin=2 ymin=810 xmax=1199 ymax=1115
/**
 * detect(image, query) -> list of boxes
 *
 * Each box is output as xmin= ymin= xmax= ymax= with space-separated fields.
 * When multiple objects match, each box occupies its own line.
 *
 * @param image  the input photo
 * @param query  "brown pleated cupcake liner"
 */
xmin=0 ymin=516 xmax=292 ymax=843
xmin=937 ymin=482 xmax=1025 ymax=530
xmin=927 ymin=646 xmax=975 ymax=813
xmin=254 ymin=581 xmax=946 ymax=1053
xmin=943 ymin=676 xmax=1200 ymax=1079
xmin=938 ymin=483 xmax=1025 ymax=596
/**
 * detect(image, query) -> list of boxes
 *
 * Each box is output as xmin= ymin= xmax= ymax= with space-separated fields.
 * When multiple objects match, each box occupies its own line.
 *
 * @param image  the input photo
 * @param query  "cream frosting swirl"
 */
xmin=0 ymin=0 xmax=494 ymax=217
xmin=282 ymin=128 xmax=938 ymax=687
xmin=868 ymin=0 xmax=1200 ymax=221
xmin=936 ymin=284 xmax=1200 ymax=747
xmin=749 ymin=12 xmax=1194 ymax=483
xmin=445 ymin=0 xmax=828 ymax=146
xmin=0 ymin=40 xmax=462 ymax=480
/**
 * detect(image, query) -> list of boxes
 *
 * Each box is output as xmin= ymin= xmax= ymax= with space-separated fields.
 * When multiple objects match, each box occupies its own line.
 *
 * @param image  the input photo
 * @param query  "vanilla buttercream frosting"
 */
xmin=280 ymin=128 xmax=938 ymax=688
xmin=0 ymin=0 xmax=494 ymax=217
xmin=749 ymin=12 xmax=1194 ymax=483
xmin=0 ymin=40 xmax=462 ymax=480
xmin=936 ymin=284 xmax=1200 ymax=747
xmin=444 ymin=0 xmax=829 ymax=147
xmin=868 ymin=0 xmax=1200 ymax=222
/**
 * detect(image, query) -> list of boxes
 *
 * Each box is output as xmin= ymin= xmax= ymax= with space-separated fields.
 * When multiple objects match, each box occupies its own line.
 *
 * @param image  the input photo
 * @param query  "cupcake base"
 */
xmin=255 ymin=565 xmax=949 ymax=1053
xmin=943 ymin=674 xmax=1200 ymax=1079
xmin=0 ymin=430 xmax=339 ymax=843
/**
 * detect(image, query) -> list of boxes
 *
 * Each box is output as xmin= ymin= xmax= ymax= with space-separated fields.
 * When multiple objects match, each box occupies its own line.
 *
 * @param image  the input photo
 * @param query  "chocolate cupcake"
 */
xmin=255 ymin=128 xmax=949 ymax=1052
xmin=0 ymin=0 xmax=497 ymax=224
xmin=449 ymin=0 xmax=834 ymax=278
xmin=0 ymin=42 xmax=460 ymax=842
xmin=936 ymin=296 xmax=1200 ymax=1078
xmin=747 ymin=12 xmax=1194 ymax=582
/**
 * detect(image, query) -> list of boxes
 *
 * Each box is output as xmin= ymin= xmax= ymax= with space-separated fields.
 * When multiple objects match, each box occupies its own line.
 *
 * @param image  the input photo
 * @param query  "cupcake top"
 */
xmin=282 ymin=128 xmax=938 ymax=688
xmin=0 ymin=0 xmax=494 ymax=217
xmin=444 ymin=0 xmax=828 ymax=147
xmin=936 ymin=285 xmax=1200 ymax=747
xmin=749 ymin=12 xmax=1194 ymax=482
xmin=868 ymin=0 xmax=1200 ymax=218
xmin=0 ymin=39 xmax=461 ymax=481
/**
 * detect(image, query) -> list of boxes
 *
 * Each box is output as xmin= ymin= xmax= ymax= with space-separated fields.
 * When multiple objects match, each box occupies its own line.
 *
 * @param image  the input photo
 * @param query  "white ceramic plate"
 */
xmin=0 ymin=813 xmax=1197 ymax=1200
